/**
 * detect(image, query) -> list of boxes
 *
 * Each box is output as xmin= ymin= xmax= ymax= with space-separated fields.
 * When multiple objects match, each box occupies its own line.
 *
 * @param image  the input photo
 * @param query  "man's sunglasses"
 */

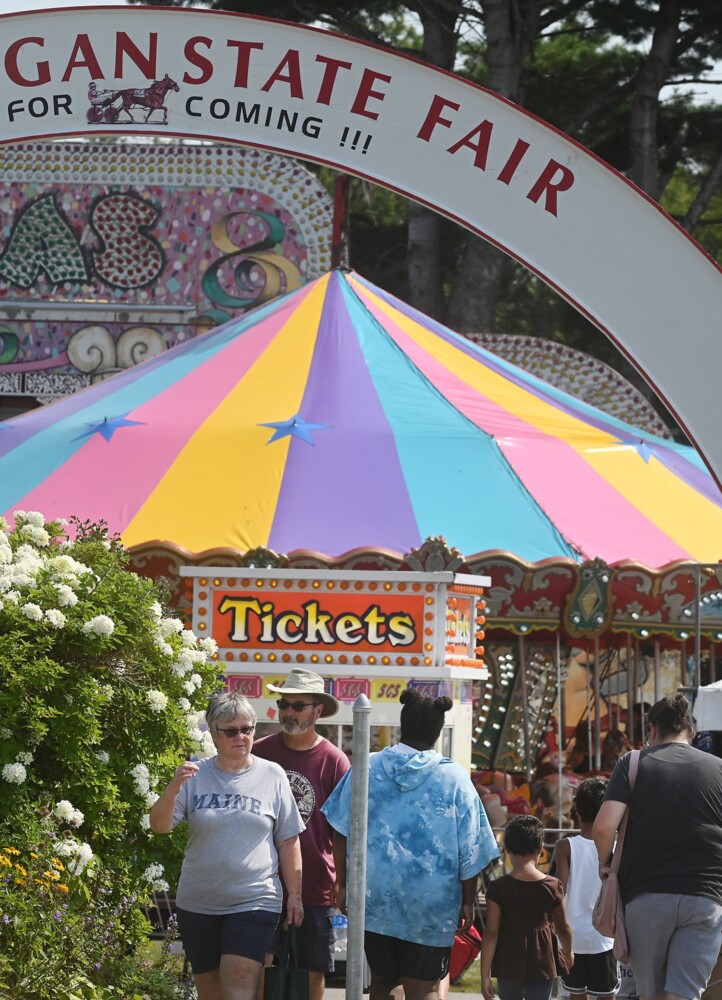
xmin=215 ymin=725 xmax=255 ymax=738
xmin=276 ymin=699 xmax=320 ymax=712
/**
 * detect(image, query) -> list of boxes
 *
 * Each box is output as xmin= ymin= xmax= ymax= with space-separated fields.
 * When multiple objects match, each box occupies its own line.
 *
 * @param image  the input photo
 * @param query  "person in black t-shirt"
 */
xmin=593 ymin=694 xmax=722 ymax=1000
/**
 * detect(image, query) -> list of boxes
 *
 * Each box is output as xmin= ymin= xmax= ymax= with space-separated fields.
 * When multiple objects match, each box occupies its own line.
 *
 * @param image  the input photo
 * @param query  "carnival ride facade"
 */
xmin=0 ymin=269 xmax=720 ymax=779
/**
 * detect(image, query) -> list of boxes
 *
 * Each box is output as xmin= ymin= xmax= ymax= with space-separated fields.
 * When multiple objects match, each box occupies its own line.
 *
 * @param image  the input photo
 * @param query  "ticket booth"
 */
xmin=182 ymin=566 xmax=490 ymax=768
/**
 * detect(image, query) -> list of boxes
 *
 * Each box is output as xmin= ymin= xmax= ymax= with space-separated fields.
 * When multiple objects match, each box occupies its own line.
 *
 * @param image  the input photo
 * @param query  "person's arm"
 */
xmin=331 ymin=830 xmax=347 ymax=913
xmin=552 ymin=896 xmax=574 ymax=970
xmin=592 ymin=800 xmax=627 ymax=877
xmin=149 ymin=760 xmax=198 ymax=834
xmin=325 ymin=756 xmax=351 ymax=907
xmin=458 ymin=874 xmax=477 ymax=931
xmin=277 ymin=834 xmax=304 ymax=927
xmin=551 ymin=837 xmax=571 ymax=892
xmin=480 ymin=897 xmax=500 ymax=1000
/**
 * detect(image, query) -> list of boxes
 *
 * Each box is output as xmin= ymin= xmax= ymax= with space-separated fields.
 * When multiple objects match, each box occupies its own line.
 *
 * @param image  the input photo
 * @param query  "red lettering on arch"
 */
xmin=417 ymin=95 xmax=460 ymax=141
xmin=315 ymin=54 xmax=352 ymax=105
xmin=350 ymin=68 xmax=391 ymax=119
xmin=527 ymin=159 xmax=575 ymax=216
xmin=61 ymin=34 xmax=104 ymax=82
xmin=262 ymin=49 xmax=303 ymax=98
xmin=498 ymin=139 xmax=531 ymax=185
xmin=227 ymin=39 xmax=263 ymax=88
xmin=183 ymin=36 xmax=214 ymax=84
xmin=114 ymin=32 xmax=157 ymax=79
xmin=447 ymin=120 xmax=494 ymax=169
xmin=4 ymin=38 xmax=50 ymax=87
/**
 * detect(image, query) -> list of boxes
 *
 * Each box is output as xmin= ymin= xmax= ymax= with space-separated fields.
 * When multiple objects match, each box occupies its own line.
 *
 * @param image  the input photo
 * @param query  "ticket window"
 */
xmin=251 ymin=721 xmax=396 ymax=750
xmin=309 ymin=724 xmax=397 ymax=759
xmin=253 ymin=721 xmax=451 ymax=759
xmin=322 ymin=724 xmax=451 ymax=759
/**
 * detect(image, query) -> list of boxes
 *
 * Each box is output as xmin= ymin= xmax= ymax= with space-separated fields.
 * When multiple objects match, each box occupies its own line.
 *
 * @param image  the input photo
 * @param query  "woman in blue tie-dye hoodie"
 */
xmin=322 ymin=688 xmax=499 ymax=1000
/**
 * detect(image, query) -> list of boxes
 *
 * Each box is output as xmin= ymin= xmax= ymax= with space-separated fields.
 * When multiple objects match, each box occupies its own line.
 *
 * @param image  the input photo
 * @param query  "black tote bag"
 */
xmin=264 ymin=925 xmax=310 ymax=1000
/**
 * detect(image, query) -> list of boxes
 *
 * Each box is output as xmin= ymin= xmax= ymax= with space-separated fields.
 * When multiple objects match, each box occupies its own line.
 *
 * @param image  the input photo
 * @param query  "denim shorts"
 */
xmin=625 ymin=892 xmax=722 ymax=1000
xmin=176 ymin=907 xmax=279 ymax=974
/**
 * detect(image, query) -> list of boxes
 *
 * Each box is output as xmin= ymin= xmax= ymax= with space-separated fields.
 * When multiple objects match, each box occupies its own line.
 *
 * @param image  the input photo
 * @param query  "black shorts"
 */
xmin=561 ymin=950 xmax=620 ymax=997
xmin=269 ymin=905 xmax=335 ymax=974
xmin=176 ymin=907 xmax=279 ymax=975
xmin=364 ymin=930 xmax=450 ymax=984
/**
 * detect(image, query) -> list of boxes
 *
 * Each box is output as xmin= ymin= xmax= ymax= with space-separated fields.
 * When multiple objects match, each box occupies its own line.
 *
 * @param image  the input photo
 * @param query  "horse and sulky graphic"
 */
xmin=87 ymin=74 xmax=179 ymax=125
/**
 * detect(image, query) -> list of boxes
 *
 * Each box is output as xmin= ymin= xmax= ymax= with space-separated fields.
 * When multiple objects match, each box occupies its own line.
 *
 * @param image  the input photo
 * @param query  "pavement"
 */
xmin=325 ymin=991 xmax=468 ymax=1000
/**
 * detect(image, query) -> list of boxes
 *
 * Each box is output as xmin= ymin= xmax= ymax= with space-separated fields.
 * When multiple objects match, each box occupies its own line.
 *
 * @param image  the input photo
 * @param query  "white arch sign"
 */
xmin=2 ymin=6 xmax=722 ymax=480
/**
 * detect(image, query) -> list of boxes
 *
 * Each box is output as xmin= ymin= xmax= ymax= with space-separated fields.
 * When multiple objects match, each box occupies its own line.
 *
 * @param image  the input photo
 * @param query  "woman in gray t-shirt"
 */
xmin=151 ymin=691 xmax=305 ymax=1000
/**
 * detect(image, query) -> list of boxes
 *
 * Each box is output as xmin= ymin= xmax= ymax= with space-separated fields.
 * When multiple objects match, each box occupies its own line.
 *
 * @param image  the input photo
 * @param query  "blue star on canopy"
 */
xmin=261 ymin=413 xmax=330 ymax=445
xmin=615 ymin=436 xmax=655 ymax=463
xmin=76 ymin=414 xmax=146 ymax=442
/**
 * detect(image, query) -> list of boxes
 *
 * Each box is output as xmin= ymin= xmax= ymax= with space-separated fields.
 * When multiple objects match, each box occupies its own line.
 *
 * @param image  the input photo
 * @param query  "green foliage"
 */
xmin=519 ymin=30 xmax=638 ymax=164
xmin=126 ymin=0 xmax=406 ymax=40
xmin=659 ymin=101 xmax=722 ymax=255
xmin=0 ymin=512 xmax=222 ymax=998
xmin=0 ymin=816 xmax=194 ymax=999
xmin=348 ymin=180 xmax=411 ymax=295
xmin=493 ymin=267 xmax=608 ymax=354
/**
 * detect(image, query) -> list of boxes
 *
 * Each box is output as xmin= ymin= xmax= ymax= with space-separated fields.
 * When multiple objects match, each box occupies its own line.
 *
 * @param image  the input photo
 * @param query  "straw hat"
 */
xmin=267 ymin=668 xmax=340 ymax=718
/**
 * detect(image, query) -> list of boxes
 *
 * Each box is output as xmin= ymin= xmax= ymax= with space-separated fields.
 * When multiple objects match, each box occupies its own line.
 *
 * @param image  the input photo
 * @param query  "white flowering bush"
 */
xmin=0 ymin=513 xmax=221 ymax=998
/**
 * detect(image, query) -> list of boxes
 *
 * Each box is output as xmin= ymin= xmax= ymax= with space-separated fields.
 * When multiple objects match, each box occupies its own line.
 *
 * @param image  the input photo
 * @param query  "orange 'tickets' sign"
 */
xmin=213 ymin=590 xmax=426 ymax=654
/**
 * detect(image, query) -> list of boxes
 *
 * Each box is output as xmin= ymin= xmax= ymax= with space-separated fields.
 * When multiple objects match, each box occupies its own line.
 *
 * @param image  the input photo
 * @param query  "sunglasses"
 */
xmin=215 ymin=725 xmax=255 ymax=738
xmin=276 ymin=699 xmax=320 ymax=712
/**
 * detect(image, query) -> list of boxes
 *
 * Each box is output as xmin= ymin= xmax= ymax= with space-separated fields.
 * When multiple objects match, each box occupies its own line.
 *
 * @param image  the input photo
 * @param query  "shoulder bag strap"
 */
xmin=609 ymin=748 xmax=641 ymax=874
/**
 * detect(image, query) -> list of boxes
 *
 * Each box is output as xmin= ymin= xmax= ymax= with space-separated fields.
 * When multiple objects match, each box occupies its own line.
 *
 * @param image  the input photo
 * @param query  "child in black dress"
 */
xmin=482 ymin=814 xmax=573 ymax=1000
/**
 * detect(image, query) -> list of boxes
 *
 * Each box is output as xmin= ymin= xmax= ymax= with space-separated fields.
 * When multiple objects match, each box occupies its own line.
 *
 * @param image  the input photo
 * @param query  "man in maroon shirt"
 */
xmin=254 ymin=669 xmax=350 ymax=1000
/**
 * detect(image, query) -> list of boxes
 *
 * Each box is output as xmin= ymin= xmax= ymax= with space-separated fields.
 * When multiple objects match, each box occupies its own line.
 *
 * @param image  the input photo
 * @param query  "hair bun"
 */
xmin=400 ymin=688 xmax=421 ymax=706
xmin=674 ymin=693 xmax=690 ymax=716
xmin=435 ymin=696 xmax=453 ymax=713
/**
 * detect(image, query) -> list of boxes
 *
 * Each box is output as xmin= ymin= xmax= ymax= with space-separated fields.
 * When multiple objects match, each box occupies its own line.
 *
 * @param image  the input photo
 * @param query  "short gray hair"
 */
xmin=206 ymin=691 xmax=257 ymax=731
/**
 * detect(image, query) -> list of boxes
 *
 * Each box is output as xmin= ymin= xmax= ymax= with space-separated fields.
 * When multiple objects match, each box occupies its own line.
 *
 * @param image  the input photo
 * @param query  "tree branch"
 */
xmin=562 ymin=77 xmax=638 ymax=137
xmin=682 ymin=152 xmax=722 ymax=232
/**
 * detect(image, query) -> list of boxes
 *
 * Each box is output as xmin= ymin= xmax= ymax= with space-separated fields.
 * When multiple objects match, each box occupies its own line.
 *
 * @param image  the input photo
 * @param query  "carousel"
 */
xmin=0 ymin=269 xmax=720 ymax=795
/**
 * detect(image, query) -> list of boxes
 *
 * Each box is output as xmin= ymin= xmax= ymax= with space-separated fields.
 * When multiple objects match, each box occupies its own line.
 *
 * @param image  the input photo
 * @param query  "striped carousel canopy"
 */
xmin=1 ymin=269 xmax=720 ymax=567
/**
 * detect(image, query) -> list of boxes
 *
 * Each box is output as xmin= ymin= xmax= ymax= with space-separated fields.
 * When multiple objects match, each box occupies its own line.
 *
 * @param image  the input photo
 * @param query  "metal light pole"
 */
xmin=346 ymin=694 xmax=370 ymax=1000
